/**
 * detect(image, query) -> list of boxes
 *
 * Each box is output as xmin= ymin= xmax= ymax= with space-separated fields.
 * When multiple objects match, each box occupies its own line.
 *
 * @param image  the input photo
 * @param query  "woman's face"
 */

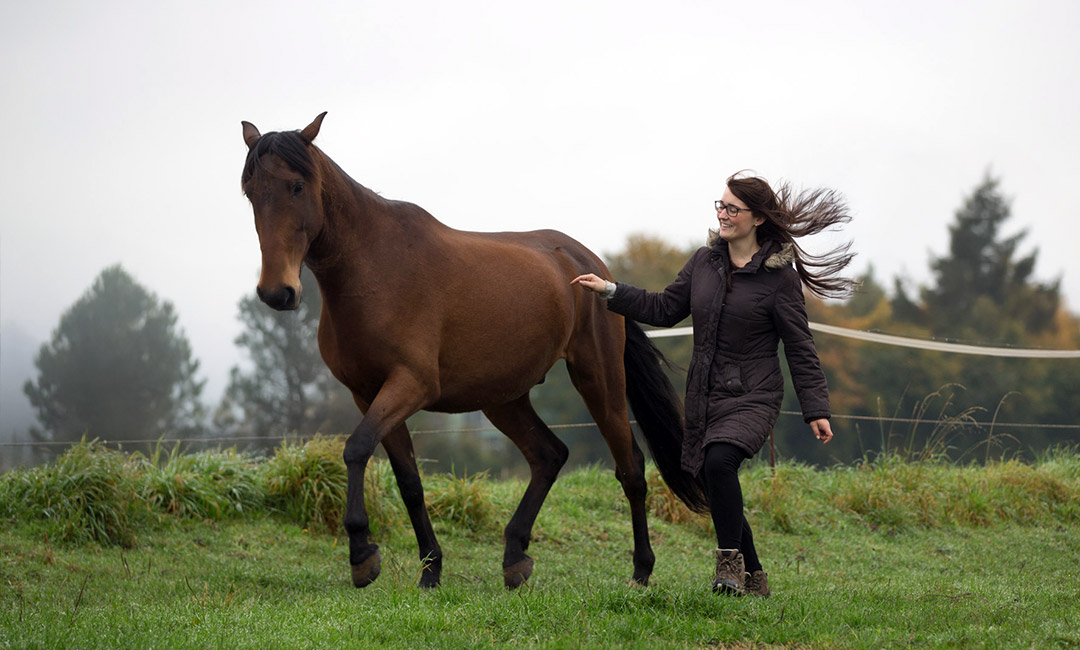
xmin=716 ymin=188 xmax=764 ymax=244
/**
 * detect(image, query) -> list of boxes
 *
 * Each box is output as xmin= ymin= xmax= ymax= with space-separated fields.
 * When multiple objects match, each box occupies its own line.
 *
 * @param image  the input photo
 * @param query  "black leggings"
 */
xmin=703 ymin=442 xmax=762 ymax=574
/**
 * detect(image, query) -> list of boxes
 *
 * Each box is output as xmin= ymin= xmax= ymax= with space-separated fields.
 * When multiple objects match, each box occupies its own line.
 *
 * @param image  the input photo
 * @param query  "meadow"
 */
xmin=1 ymin=438 xmax=1078 ymax=649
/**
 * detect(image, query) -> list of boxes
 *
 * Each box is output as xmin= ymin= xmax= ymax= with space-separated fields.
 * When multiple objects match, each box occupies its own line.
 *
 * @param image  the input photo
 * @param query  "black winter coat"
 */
xmin=607 ymin=238 xmax=830 ymax=476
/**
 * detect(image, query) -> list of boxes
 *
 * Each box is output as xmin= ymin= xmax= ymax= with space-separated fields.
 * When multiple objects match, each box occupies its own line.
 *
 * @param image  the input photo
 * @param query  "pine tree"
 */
xmin=24 ymin=266 xmax=205 ymax=443
xmin=922 ymin=173 xmax=1059 ymax=342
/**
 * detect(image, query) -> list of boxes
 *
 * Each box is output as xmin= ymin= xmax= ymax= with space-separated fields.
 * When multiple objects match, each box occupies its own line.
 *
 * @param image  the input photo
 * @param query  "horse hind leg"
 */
xmin=381 ymin=424 xmax=443 ymax=588
xmin=566 ymin=349 xmax=655 ymax=586
xmin=482 ymin=395 xmax=569 ymax=589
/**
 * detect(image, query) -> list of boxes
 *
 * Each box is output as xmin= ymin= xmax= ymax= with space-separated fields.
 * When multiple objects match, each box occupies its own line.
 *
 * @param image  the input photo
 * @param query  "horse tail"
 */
xmin=622 ymin=320 xmax=710 ymax=513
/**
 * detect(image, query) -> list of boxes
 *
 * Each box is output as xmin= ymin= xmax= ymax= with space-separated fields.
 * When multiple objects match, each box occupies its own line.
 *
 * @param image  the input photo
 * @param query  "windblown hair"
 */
xmin=241 ymin=129 xmax=317 ymax=187
xmin=724 ymin=171 xmax=857 ymax=299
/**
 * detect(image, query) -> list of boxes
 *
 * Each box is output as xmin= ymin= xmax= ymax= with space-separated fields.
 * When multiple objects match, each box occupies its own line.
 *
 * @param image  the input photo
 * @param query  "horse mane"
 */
xmin=241 ymin=130 xmax=318 ymax=185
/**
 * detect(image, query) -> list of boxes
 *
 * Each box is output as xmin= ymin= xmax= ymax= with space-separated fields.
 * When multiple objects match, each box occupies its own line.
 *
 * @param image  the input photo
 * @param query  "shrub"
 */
xmin=263 ymin=435 xmax=348 ymax=533
xmin=0 ymin=439 xmax=144 ymax=546
xmin=425 ymin=470 xmax=496 ymax=533
xmin=139 ymin=445 xmax=264 ymax=520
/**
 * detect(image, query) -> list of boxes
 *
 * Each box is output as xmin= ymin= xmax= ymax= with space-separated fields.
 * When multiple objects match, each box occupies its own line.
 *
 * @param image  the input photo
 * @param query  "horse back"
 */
xmin=314 ymin=220 xmax=619 ymax=411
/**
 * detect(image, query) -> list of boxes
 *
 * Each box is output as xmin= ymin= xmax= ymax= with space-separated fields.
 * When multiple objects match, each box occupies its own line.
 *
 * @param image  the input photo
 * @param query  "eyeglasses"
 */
xmin=715 ymin=200 xmax=752 ymax=218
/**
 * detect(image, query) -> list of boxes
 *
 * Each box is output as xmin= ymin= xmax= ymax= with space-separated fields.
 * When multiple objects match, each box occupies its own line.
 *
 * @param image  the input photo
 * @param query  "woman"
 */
xmin=572 ymin=172 xmax=855 ymax=596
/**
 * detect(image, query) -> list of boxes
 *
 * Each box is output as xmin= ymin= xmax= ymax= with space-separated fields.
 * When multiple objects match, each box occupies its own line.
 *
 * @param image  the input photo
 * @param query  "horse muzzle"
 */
xmin=257 ymin=284 xmax=302 ymax=311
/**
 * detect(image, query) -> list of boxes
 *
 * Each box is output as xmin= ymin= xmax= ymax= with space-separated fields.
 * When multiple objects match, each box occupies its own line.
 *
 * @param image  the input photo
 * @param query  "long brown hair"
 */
xmin=726 ymin=171 xmax=857 ymax=299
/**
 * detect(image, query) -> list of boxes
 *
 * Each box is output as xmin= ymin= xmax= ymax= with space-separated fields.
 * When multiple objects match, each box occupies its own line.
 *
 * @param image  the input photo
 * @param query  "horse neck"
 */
xmin=306 ymin=156 xmax=448 ymax=292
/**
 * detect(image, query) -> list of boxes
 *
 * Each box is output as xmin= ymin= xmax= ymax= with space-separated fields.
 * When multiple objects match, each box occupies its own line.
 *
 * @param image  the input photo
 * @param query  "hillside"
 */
xmin=1 ymin=440 xmax=1078 ymax=648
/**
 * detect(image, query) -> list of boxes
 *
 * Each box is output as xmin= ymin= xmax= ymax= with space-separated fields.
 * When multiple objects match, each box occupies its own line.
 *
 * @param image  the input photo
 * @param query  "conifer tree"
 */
xmin=922 ymin=174 xmax=1059 ymax=342
xmin=24 ymin=266 xmax=205 ymax=443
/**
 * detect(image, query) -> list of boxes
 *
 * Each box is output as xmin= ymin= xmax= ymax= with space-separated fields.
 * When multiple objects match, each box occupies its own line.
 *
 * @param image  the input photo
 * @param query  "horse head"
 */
xmin=240 ymin=112 xmax=328 ymax=311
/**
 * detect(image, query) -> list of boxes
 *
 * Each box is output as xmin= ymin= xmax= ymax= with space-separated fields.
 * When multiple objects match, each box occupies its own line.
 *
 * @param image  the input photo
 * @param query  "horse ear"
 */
xmin=300 ymin=112 xmax=328 ymax=142
xmin=241 ymin=121 xmax=261 ymax=149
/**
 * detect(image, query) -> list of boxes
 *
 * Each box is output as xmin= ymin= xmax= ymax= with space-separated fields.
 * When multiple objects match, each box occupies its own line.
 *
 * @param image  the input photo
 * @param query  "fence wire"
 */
xmin=2 ymin=410 xmax=1076 ymax=450
xmin=4 ymin=321 xmax=1076 ymax=451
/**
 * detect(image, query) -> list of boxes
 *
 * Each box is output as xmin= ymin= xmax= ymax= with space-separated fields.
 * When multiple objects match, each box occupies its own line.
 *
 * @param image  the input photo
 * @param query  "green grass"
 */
xmin=1 ymin=447 xmax=1079 ymax=648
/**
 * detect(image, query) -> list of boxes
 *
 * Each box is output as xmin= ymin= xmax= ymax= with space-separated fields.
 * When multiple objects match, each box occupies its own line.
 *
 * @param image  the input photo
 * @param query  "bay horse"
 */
xmin=240 ymin=112 xmax=707 ymax=589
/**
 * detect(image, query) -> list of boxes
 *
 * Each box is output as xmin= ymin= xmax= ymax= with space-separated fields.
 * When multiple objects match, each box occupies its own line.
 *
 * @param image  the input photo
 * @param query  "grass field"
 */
xmin=1 ymin=441 xmax=1078 ymax=649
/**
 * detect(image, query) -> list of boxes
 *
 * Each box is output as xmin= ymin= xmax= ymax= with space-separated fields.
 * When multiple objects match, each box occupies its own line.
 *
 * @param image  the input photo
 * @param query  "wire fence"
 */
xmin=3 ymin=410 xmax=1076 ymax=450
xmin=3 ymin=321 xmax=1076 ymax=455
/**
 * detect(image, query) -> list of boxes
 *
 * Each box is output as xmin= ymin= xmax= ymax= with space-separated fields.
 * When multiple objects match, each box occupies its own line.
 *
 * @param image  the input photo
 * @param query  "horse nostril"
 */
xmin=256 ymin=285 xmax=300 ymax=311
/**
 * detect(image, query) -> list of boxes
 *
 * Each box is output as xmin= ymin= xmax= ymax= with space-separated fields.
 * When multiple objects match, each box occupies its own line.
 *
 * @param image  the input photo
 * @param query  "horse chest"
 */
xmin=317 ymin=318 xmax=387 ymax=401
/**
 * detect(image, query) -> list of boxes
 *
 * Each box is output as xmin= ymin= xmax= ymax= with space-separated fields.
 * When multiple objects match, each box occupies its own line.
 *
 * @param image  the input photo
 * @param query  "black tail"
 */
xmin=623 ymin=320 xmax=709 ymax=513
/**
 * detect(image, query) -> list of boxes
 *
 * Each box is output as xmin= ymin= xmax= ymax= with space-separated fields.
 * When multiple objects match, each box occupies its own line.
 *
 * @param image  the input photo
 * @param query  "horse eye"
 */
xmin=291 ymin=181 xmax=304 ymax=196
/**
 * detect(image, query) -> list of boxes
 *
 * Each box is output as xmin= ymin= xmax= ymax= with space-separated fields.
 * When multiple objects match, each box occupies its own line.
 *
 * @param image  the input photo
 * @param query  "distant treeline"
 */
xmin=8 ymin=173 xmax=1079 ymax=474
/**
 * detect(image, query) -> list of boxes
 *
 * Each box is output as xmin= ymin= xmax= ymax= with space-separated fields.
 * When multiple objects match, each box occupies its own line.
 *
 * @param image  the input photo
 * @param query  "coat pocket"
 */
xmin=718 ymin=363 xmax=747 ymax=395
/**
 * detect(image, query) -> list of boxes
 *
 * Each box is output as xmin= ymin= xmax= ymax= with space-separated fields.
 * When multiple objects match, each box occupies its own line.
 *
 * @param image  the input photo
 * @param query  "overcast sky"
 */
xmin=2 ymin=0 xmax=1078 ymax=421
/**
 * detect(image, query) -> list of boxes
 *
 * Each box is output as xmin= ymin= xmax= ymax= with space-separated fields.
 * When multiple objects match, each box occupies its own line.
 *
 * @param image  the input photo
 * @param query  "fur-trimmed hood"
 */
xmin=706 ymin=230 xmax=796 ymax=270
xmin=764 ymin=242 xmax=796 ymax=269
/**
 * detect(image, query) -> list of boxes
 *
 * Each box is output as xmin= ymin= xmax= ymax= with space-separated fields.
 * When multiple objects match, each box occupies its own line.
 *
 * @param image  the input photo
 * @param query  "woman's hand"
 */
xmin=810 ymin=418 xmax=833 ymax=444
xmin=570 ymin=273 xmax=609 ymax=293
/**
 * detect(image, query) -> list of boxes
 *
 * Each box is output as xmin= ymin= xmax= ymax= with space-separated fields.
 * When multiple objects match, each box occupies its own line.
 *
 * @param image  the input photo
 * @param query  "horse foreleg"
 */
xmin=343 ymin=379 xmax=429 ymax=588
xmin=381 ymin=424 xmax=442 ymax=588
xmin=483 ymin=396 xmax=569 ymax=589
xmin=343 ymin=420 xmax=383 ymax=588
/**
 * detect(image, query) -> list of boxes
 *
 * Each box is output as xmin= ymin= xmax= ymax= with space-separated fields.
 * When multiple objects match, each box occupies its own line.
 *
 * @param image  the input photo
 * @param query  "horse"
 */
xmin=239 ymin=112 xmax=707 ymax=589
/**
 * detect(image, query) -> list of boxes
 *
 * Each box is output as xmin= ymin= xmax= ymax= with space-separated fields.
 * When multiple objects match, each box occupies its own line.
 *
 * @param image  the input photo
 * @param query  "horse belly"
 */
xmin=429 ymin=359 xmax=552 ymax=412
xmin=438 ymin=309 xmax=566 ymax=406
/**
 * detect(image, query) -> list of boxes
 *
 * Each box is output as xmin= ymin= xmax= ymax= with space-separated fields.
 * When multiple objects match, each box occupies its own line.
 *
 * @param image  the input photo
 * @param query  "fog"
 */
xmin=3 ymin=0 xmax=1078 ymax=443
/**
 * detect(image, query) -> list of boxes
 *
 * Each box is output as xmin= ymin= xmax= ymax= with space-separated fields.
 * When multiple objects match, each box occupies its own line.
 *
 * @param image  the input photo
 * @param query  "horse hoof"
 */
xmin=419 ymin=558 xmax=442 ymax=589
xmin=631 ymin=572 xmax=650 ymax=587
xmin=503 ymin=556 xmax=534 ymax=589
xmin=351 ymin=548 xmax=382 ymax=588
xmin=419 ymin=573 xmax=440 ymax=589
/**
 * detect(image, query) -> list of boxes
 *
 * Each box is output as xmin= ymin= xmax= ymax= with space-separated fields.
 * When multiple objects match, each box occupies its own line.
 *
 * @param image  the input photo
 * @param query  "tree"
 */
xmin=848 ymin=174 xmax=1076 ymax=459
xmin=24 ymin=265 xmax=205 ymax=444
xmin=215 ymin=266 xmax=356 ymax=447
xmin=922 ymin=173 xmax=1060 ymax=342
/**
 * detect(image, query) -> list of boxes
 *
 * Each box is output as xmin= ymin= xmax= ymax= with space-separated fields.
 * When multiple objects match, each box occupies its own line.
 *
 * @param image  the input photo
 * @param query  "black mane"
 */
xmin=241 ymin=130 xmax=317 ymax=186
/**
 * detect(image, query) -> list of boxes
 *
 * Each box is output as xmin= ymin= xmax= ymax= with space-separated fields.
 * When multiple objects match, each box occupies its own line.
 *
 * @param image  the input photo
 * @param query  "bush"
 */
xmin=3 ymin=439 xmax=1077 ymax=549
xmin=425 ymin=470 xmax=496 ymax=533
xmin=139 ymin=445 xmax=264 ymax=520
xmin=0 ymin=439 xmax=144 ymax=546
xmin=263 ymin=435 xmax=355 ymax=534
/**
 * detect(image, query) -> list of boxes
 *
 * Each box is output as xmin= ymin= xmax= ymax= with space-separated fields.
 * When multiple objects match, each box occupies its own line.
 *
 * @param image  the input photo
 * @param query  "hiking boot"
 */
xmin=712 ymin=549 xmax=745 ymax=595
xmin=744 ymin=570 xmax=770 ymax=597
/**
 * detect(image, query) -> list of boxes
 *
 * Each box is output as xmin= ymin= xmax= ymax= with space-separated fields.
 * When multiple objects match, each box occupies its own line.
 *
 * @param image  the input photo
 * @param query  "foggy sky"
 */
xmin=2 ymin=0 xmax=1079 ymax=435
